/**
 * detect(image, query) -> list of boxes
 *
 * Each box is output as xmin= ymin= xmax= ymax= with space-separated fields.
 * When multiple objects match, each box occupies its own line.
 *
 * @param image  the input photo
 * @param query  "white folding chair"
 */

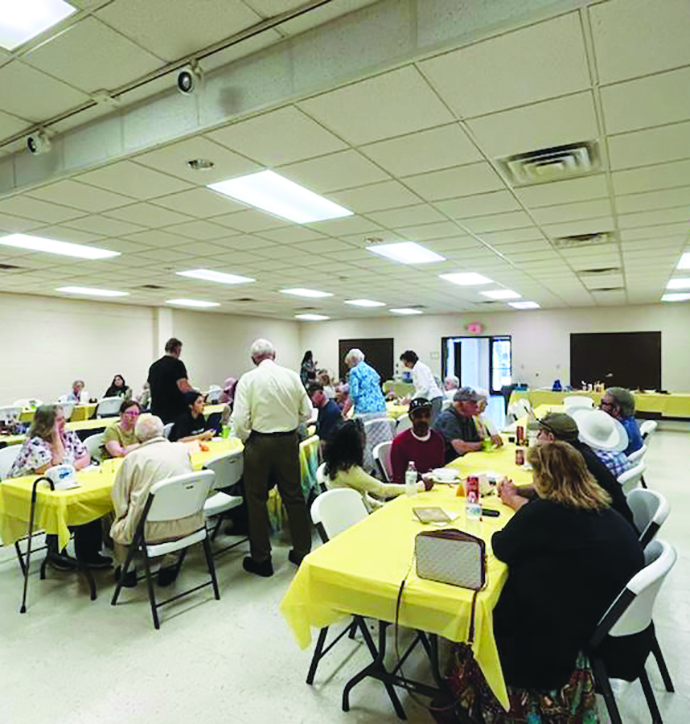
xmin=84 ymin=432 xmax=105 ymax=464
xmin=628 ymin=443 xmax=648 ymax=465
xmin=588 ymin=540 xmax=677 ymax=724
xmin=627 ymin=489 xmax=669 ymax=549
xmin=618 ymin=461 xmax=646 ymax=494
xmin=640 ymin=420 xmax=658 ymax=441
xmin=111 ymin=469 xmax=219 ymax=630
xmin=441 ymin=398 xmax=452 ymax=411
xmin=95 ymin=396 xmax=122 ymax=418
xmin=307 ymin=489 xmax=375 ymax=685
xmin=395 ymin=416 xmax=413 ymax=434
xmin=203 ymin=450 xmax=246 ymax=550
xmin=0 ymin=445 xmax=21 ymax=480
xmin=316 ymin=462 xmax=328 ymax=493
xmin=563 ymin=396 xmax=594 ymax=409
xmin=13 ymin=398 xmax=42 ymax=409
xmin=163 ymin=422 xmax=174 ymax=439
xmin=0 ymin=406 xmax=22 ymax=425
xmin=506 ymin=398 xmax=531 ymax=423
xmin=57 ymin=402 xmax=74 ymax=421
xmin=373 ymin=441 xmax=393 ymax=482
xmin=205 ymin=385 xmax=222 ymax=404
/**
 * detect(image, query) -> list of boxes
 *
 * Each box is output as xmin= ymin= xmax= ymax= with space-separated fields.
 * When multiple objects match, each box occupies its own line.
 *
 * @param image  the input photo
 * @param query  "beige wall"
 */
xmin=298 ymin=304 xmax=690 ymax=391
xmin=0 ymin=292 xmax=301 ymax=405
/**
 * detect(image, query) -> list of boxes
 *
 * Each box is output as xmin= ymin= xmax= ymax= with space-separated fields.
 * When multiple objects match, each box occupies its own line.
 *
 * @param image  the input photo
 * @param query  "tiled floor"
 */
xmin=0 ymin=429 xmax=687 ymax=723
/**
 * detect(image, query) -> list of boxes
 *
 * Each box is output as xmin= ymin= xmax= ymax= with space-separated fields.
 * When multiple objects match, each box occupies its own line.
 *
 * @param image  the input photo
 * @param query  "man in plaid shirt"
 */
xmin=593 ymin=448 xmax=633 ymax=478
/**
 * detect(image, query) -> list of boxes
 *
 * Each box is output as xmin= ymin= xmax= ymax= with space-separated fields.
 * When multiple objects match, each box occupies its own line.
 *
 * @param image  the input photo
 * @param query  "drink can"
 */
xmin=515 ymin=448 xmax=525 ymax=466
xmin=465 ymin=475 xmax=480 ymax=503
xmin=516 ymin=425 xmax=525 ymax=445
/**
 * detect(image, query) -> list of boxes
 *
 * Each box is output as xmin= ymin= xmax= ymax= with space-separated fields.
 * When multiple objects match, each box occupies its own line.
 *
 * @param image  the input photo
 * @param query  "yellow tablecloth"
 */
xmin=0 ymin=439 xmax=243 ymax=551
xmin=385 ymin=401 xmax=409 ymax=420
xmin=447 ymin=442 xmax=535 ymax=486
xmin=280 ymin=486 xmax=513 ymax=708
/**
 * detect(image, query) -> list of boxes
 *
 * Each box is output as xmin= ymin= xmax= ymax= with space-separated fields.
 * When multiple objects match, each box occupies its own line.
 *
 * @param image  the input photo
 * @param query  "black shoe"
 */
xmin=84 ymin=554 xmax=113 ymax=569
xmin=47 ymin=555 xmax=75 ymax=572
xmin=288 ymin=550 xmax=308 ymax=567
xmin=243 ymin=556 xmax=274 ymax=577
xmin=157 ymin=566 xmax=179 ymax=587
xmin=114 ymin=567 xmax=138 ymax=588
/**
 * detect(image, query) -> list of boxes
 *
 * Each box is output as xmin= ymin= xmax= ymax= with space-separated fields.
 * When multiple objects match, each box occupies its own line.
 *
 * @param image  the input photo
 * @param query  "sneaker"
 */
xmin=288 ymin=550 xmax=308 ymax=567
xmin=243 ymin=556 xmax=274 ymax=578
xmin=157 ymin=566 xmax=179 ymax=587
xmin=114 ymin=567 xmax=138 ymax=588
xmin=84 ymin=554 xmax=113 ymax=570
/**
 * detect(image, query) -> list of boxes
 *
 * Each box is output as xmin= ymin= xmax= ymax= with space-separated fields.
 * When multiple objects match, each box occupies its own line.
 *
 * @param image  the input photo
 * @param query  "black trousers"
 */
xmin=46 ymin=519 xmax=103 ymax=561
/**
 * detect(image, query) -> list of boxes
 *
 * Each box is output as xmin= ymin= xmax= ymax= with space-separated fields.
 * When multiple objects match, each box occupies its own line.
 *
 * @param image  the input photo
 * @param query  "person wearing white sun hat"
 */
xmin=571 ymin=408 xmax=633 ymax=479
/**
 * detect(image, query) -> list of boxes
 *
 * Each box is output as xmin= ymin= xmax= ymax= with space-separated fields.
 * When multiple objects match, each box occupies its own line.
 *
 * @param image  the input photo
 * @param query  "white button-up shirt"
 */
xmin=231 ymin=359 xmax=312 ymax=441
xmin=412 ymin=360 xmax=443 ymax=401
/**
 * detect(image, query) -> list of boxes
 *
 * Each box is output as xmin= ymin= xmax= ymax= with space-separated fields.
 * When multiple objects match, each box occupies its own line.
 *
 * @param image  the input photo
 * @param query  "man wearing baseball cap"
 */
xmin=390 ymin=398 xmax=446 ymax=483
xmin=433 ymin=386 xmax=482 ymax=463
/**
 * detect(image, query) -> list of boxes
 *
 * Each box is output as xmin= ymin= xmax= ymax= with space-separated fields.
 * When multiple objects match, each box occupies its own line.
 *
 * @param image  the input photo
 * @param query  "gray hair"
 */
xmin=250 ymin=338 xmax=275 ymax=362
xmin=607 ymin=387 xmax=635 ymax=417
xmin=135 ymin=415 xmax=164 ymax=442
xmin=475 ymin=387 xmax=489 ymax=402
xmin=345 ymin=348 xmax=364 ymax=365
xmin=444 ymin=375 xmax=459 ymax=388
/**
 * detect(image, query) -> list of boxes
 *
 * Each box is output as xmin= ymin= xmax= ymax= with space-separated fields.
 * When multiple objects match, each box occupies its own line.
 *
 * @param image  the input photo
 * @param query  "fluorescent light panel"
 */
xmin=56 ymin=286 xmax=128 ymax=298
xmin=177 ymin=269 xmax=255 ymax=285
xmin=677 ymin=252 xmax=690 ymax=270
xmin=0 ymin=233 xmax=119 ymax=259
xmin=440 ymin=272 xmax=493 ymax=286
xmin=390 ymin=308 xmax=423 ymax=315
xmin=0 ymin=0 xmax=76 ymax=50
xmin=481 ymin=289 xmax=521 ymax=300
xmin=666 ymin=278 xmax=690 ymax=290
xmin=166 ymin=299 xmax=220 ymax=308
xmin=661 ymin=293 xmax=690 ymax=302
xmin=345 ymin=299 xmax=385 ymax=307
xmin=509 ymin=301 xmax=540 ymax=309
xmin=367 ymin=242 xmax=445 ymax=265
xmin=208 ymin=170 xmax=353 ymax=224
xmin=281 ymin=288 xmax=333 ymax=298
xmin=295 ymin=314 xmax=330 ymax=321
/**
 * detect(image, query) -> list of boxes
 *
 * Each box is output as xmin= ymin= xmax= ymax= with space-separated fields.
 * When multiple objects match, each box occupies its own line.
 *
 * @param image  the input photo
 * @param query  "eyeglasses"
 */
xmin=123 ymin=410 xmax=140 ymax=417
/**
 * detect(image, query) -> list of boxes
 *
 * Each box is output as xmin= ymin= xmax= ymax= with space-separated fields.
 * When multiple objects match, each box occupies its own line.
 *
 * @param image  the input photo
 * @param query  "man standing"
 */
xmin=399 ymin=350 xmax=444 ymax=423
xmin=232 ymin=339 xmax=313 ymax=577
xmin=307 ymin=382 xmax=343 ymax=448
xmin=390 ymin=398 xmax=446 ymax=483
xmin=433 ymin=387 xmax=482 ymax=463
xmin=148 ymin=337 xmax=194 ymax=424
xmin=600 ymin=387 xmax=643 ymax=456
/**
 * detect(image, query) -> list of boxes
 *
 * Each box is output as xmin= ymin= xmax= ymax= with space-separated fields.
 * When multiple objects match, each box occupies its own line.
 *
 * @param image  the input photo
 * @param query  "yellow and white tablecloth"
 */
xmin=385 ymin=401 xmax=409 ymax=420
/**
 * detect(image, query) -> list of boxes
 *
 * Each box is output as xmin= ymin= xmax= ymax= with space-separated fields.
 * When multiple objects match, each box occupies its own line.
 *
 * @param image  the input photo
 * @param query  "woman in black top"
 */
xmin=104 ymin=374 xmax=132 ymax=400
xmin=170 ymin=391 xmax=214 ymax=443
xmin=494 ymin=441 xmax=644 ymax=691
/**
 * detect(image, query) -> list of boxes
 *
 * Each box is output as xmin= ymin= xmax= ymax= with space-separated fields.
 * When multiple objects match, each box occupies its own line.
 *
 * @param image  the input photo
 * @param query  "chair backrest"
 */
xmin=84 ymin=432 xmax=105 ymax=463
xmin=57 ymin=394 xmax=70 ymax=404
xmin=316 ymin=462 xmax=328 ymax=492
xmin=147 ymin=469 xmax=216 ymax=522
xmin=373 ymin=441 xmax=393 ymax=482
xmin=618 ymin=461 xmax=646 ymax=494
xmin=396 ymin=416 xmax=413 ymax=434
xmin=506 ymin=398 xmax=531 ymax=422
xmin=639 ymin=420 xmax=658 ymax=441
xmin=627 ymin=488 xmax=669 ymax=548
xmin=57 ymin=402 xmax=75 ymax=421
xmin=441 ymin=398 xmax=452 ymax=411
xmin=563 ymin=395 xmax=594 ymax=409
xmin=627 ymin=442 xmax=647 ymax=464
xmin=13 ymin=398 xmax=42 ymax=409
xmin=310 ymin=488 xmax=368 ymax=540
xmin=0 ymin=406 xmax=22 ymax=424
xmin=0 ymin=445 xmax=21 ymax=480
xmin=96 ymin=396 xmax=122 ymax=418
xmin=163 ymin=422 xmax=174 ymax=439
xmin=206 ymin=386 xmax=222 ymax=403
xmin=203 ymin=450 xmax=244 ymax=491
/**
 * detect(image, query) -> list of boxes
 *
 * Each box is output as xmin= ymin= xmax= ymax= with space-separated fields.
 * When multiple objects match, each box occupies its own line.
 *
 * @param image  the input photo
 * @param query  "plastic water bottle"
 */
xmin=405 ymin=461 xmax=418 ymax=497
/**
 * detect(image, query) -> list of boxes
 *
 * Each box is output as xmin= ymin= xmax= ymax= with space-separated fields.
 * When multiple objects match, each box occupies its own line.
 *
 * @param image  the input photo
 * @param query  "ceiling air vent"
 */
xmin=499 ymin=141 xmax=600 ymax=187
xmin=233 ymin=297 xmax=257 ymax=303
xmin=590 ymin=287 xmax=625 ymax=293
xmin=0 ymin=263 xmax=22 ymax=270
xmin=138 ymin=284 xmax=166 ymax=289
xmin=551 ymin=231 xmax=612 ymax=250
xmin=578 ymin=267 xmax=621 ymax=275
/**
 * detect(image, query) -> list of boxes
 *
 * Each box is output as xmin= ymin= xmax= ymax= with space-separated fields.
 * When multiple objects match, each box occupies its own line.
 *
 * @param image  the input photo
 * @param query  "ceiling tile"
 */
xmin=134 ymin=138 xmax=261 ymax=185
xmin=257 ymin=226 xmax=324 ymax=243
xmin=616 ymin=187 xmax=690 ymax=214
xmin=162 ymin=220 xmax=239 ymax=241
xmin=0 ymin=197 xmax=84 ymax=224
xmin=515 ymin=174 xmax=609 ymax=208
xmin=619 ymin=223 xmax=690 ymax=241
xmin=360 ymin=124 xmax=482 ymax=177
xmin=275 ymin=0 xmax=379 ymax=34
xmin=531 ymin=199 xmax=613 ymax=225
xmin=419 ymin=12 xmax=589 ymax=118
xmin=307 ymin=215 xmax=382 ymax=237
xmin=467 ymin=92 xmax=599 ymax=159
xmin=122 ymin=229 xmax=201 ymax=248
xmin=0 ymin=110 xmax=31 ymax=139
xmin=365 ymin=204 xmax=446 ymax=228
xmin=590 ymin=0 xmax=690 ymax=84
xmin=277 ymin=150 xmax=389 ymax=193
xmin=151 ymin=188 xmax=245 ymax=217
xmin=608 ymin=122 xmax=690 ymax=170
xmin=395 ymin=221 xmax=463 ymax=241
xmin=298 ymin=66 xmax=454 ymax=145
xmin=479 ymin=229 xmax=547 ymax=246
xmin=462 ymin=211 xmax=534 ymax=234
xmin=34 ymin=225 xmax=103 ymax=244
xmin=104 ymin=203 xmax=193 ymax=228
xmin=208 ymin=106 xmax=347 ymax=167
xmin=295 ymin=239 xmax=351 ymax=254
xmin=23 ymin=18 xmax=163 ymax=93
xmin=213 ymin=209 xmax=287 ymax=233
xmin=542 ymin=217 xmax=615 ymax=239
xmin=65 ymin=215 xmax=146 ymax=236
xmin=612 ymin=159 xmax=690 ymax=195
xmin=403 ymin=162 xmax=505 ymax=201
xmin=76 ymin=161 xmax=193 ymax=198
xmin=199 ymin=29 xmax=283 ymax=72
xmin=328 ymin=181 xmax=421 ymax=214
xmin=0 ymin=212 xmax=47 ymax=233
xmin=618 ymin=206 xmax=690 ymax=229
xmin=27 ymin=180 xmax=134 ymax=212
xmin=434 ymin=190 xmax=521 ymax=219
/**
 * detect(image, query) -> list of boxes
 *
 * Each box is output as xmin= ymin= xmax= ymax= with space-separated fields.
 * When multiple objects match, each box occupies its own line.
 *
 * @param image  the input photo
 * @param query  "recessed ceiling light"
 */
xmin=509 ymin=301 xmax=540 ymax=309
xmin=666 ymin=278 xmax=690 ymax=290
xmin=344 ymin=299 xmax=386 ymax=307
xmin=439 ymin=272 xmax=493 ymax=286
xmin=390 ymin=308 xmax=423 ymax=315
xmin=166 ymin=299 xmax=220 ymax=308
xmin=677 ymin=252 xmax=690 ymax=269
xmin=661 ymin=293 xmax=690 ymax=303
xmin=0 ymin=233 xmax=119 ymax=259
xmin=367 ymin=241 xmax=445 ymax=265
xmin=295 ymin=313 xmax=330 ymax=321
xmin=0 ymin=0 xmax=76 ymax=50
xmin=481 ymin=289 xmax=521 ymax=300
xmin=208 ymin=170 xmax=353 ymax=224
xmin=177 ymin=269 xmax=255 ymax=285
xmin=56 ymin=286 xmax=129 ymax=298
xmin=281 ymin=288 xmax=333 ymax=298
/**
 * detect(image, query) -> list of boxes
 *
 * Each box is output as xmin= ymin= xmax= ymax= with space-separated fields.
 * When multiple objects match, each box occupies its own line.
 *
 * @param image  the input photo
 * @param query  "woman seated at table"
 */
xmin=101 ymin=400 xmax=142 ymax=459
xmin=103 ymin=374 xmax=132 ymax=400
xmin=441 ymin=441 xmax=644 ymax=721
xmin=8 ymin=404 xmax=111 ymax=569
xmin=169 ymin=391 xmax=214 ymax=443
xmin=323 ymin=419 xmax=432 ymax=511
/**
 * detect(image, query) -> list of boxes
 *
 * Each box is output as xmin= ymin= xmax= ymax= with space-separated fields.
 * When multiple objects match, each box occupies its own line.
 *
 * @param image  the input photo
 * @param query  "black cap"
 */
xmin=409 ymin=398 xmax=432 ymax=415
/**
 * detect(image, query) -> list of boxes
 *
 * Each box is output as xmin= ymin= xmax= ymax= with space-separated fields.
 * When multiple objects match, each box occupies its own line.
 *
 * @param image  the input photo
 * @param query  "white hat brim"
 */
xmin=571 ymin=408 xmax=628 ymax=453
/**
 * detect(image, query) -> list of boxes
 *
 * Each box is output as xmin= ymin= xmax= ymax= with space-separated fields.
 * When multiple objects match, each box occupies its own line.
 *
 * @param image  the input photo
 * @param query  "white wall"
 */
xmin=0 ymin=292 xmax=301 ymax=404
xmin=298 ymin=304 xmax=690 ymax=391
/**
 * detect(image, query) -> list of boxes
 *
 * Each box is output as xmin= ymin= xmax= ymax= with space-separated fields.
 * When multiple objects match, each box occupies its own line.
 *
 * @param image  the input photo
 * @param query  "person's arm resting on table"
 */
xmin=451 ymin=439 xmax=482 ymax=455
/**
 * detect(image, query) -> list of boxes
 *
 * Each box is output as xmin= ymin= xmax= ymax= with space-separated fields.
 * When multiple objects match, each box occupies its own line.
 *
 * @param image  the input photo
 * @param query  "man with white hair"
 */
xmin=342 ymin=348 xmax=386 ymax=417
xmin=443 ymin=375 xmax=459 ymax=399
xmin=232 ymin=338 xmax=313 ymax=577
xmin=110 ymin=414 xmax=199 ymax=588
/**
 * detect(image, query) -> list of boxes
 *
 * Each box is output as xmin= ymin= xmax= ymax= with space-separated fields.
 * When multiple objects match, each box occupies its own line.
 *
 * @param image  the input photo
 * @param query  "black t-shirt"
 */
xmin=316 ymin=400 xmax=343 ymax=444
xmin=148 ymin=355 xmax=188 ymax=424
xmin=170 ymin=410 xmax=206 ymax=442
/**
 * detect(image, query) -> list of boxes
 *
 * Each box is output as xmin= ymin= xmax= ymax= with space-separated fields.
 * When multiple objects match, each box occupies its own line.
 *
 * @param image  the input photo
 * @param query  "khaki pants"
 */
xmin=244 ymin=431 xmax=312 ymax=563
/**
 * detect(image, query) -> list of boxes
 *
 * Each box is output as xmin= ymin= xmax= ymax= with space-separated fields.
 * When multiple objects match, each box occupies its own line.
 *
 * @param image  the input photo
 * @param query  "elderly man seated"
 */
xmin=433 ymin=387 xmax=482 ymax=463
xmin=110 ymin=415 xmax=203 ymax=588
xmin=600 ymin=387 xmax=643 ymax=455
xmin=443 ymin=374 xmax=459 ymax=399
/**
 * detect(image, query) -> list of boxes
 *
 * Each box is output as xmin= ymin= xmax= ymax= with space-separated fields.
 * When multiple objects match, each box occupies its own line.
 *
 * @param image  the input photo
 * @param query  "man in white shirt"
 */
xmin=400 ymin=350 xmax=444 ymax=423
xmin=232 ymin=338 xmax=313 ymax=577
